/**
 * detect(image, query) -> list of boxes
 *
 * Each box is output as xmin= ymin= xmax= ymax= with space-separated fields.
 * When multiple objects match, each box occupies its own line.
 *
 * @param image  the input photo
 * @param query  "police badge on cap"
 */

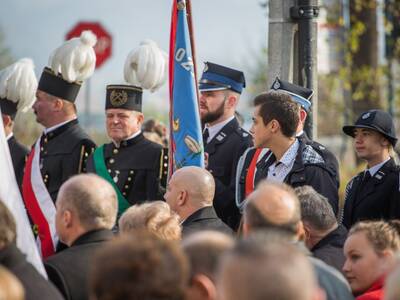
xmin=199 ymin=62 xmax=246 ymax=94
xmin=270 ymin=77 xmax=313 ymax=111
xmin=38 ymin=31 xmax=97 ymax=103
xmin=0 ymin=58 xmax=37 ymax=119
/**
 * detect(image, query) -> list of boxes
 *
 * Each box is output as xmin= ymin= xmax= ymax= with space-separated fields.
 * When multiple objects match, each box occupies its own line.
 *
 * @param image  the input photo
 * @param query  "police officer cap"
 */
xmin=105 ymin=85 xmax=143 ymax=112
xmin=343 ymin=109 xmax=397 ymax=146
xmin=199 ymin=62 xmax=246 ymax=94
xmin=270 ymin=77 xmax=313 ymax=111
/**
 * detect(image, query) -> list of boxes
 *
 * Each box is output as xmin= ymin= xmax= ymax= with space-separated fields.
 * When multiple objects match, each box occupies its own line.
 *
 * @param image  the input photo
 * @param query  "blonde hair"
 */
xmin=119 ymin=201 xmax=181 ymax=241
xmin=0 ymin=266 xmax=24 ymax=300
xmin=349 ymin=221 xmax=400 ymax=254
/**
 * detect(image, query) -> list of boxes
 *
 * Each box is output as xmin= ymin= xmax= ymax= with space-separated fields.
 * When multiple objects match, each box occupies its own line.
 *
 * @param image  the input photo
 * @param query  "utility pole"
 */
xmin=268 ymin=0 xmax=319 ymax=138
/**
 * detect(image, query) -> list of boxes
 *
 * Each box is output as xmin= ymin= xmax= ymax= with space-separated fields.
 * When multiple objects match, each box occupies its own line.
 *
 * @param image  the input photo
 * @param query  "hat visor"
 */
xmin=199 ymin=82 xmax=229 ymax=92
xmin=342 ymin=124 xmax=397 ymax=146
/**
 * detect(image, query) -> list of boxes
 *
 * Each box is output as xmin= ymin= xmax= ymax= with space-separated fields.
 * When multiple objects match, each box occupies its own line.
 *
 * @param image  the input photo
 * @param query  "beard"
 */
xmin=201 ymin=100 xmax=225 ymax=124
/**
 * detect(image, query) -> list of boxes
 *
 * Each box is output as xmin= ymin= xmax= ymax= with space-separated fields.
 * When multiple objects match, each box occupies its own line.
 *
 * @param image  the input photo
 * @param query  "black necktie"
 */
xmin=203 ymin=128 xmax=209 ymax=145
xmin=363 ymin=171 xmax=372 ymax=183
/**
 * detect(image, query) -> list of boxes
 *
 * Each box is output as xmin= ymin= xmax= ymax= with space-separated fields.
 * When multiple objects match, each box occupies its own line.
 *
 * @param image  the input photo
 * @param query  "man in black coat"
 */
xmin=0 ymin=59 xmax=37 ymax=187
xmin=164 ymin=166 xmax=232 ymax=237
xmin=44 ymin=174 xmax=118 ymax=300
xmin=199 ymin=62 xmax=252 ymax=230
xmin=21 ymin=33 xmax=97 ymax=258
xmin=342 ymin=109 xmax=400 ymax=228
xmin=236 ymin=91 xmax=338 ymax=215
xmin=296 ymin=185 xmax=347 ymax=273
xmin=86 ymin=85 xmax=167 ymax=217
xmin=0 ymin=200 xmax=63 ymax=300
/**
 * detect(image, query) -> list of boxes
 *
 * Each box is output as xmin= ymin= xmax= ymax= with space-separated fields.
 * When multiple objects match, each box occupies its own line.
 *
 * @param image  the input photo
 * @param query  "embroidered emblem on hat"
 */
xmin=110 ymin=90 xmax=128 ymax=107
xmin=177 ymin=0 xmax=186 ymax=10
xmin=362 ymin=112 xmax=371 ymax=120
xmin=273 ymin=80 xmax=280 ymax=90
xmin=203 ymin=63 xmax=208 ymax=73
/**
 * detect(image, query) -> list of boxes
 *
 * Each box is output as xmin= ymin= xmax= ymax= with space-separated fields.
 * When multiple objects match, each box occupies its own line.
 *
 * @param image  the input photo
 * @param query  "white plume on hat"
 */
xmin=49 ymin=30 xmax=97 ymax=83
xmin=0 ymin=58 xmax=38 ymax=112
xmin=124 ymin=39 xmax=168 ymax=92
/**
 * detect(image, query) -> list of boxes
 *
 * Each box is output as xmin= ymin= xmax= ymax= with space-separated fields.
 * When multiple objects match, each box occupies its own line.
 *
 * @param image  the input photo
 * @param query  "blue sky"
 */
xmin=2 ymin=0 xmax=267 ymax=118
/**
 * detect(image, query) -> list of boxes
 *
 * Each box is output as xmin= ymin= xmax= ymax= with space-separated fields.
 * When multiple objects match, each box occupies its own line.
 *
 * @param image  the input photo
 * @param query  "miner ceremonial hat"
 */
xmin=105 ymin=40 xmax=167 ymax=112
xmin=343 ymin=109 xmax=397 ymax=147
xmin=270 ymin=77 xmax=313 ymax=111
xmin=38 ymin=31 xmax=97 ymax=103
xmin=0 ymin=58 xmax=37 ymax=119
xmin=199 ymin=62 xmax=246 ymax=94
xmin=105 ymin=85 xmax=143 ymax=112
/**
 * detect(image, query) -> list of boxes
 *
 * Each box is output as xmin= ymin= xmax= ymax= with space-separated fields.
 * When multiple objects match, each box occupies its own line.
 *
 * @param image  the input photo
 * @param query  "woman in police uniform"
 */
xmin=342 ymin=109 xmax=400 ymax=229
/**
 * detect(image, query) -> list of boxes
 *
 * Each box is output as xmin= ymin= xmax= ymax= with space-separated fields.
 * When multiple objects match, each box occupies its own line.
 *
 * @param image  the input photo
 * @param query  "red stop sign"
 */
xmin=66 ymin=22 xmax=112 ymax=69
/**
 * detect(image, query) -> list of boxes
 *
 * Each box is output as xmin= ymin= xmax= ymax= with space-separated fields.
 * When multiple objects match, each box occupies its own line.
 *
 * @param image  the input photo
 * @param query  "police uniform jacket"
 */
xmin=205 ymin=118 xmax=252 ymax=230
xmin=181 ymin=206 xmax=233 ymax=237
xmin=236 ymin=138 xmax=339 ymax=214
xmin=0 ymin=243 xmax=64 ymax=300
xmin=8 ymin=135 xmax=29 ymax=187
xmin=86 ymin=132 xmax=167 ymax=205
xmin=298 ymin=132 xmax=340 ymax=187
xmin=45 ymin=229 xmax=114 ymax=300
xmin=35 ymin=119 xmax=96 ymax=202
xmin=342 ymin=158 xmax=400 ymax=229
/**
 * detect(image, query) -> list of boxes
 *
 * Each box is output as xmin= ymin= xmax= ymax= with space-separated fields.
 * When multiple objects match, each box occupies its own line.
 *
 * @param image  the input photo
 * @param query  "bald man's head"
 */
xmin=243 ymin=181 xmax=301 ymax=237
xmin=164 ymin=167 xmax=215 ymax=218
xmin=57 ymin=174 xmax=118 ymax=231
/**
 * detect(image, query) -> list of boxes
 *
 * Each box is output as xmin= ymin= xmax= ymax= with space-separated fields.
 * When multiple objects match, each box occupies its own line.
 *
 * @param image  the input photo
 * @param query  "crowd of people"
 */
xmin=0 ymin=31 xmax=400 ymax=300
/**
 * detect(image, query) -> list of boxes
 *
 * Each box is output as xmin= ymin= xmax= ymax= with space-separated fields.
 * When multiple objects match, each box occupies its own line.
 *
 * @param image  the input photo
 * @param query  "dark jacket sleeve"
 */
xmin=304 ymin=165 xmax=339 ymax=215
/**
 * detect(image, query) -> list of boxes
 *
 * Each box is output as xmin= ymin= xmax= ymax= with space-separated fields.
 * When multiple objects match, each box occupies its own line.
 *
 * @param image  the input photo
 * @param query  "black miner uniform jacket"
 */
xmin=86 ymin=132 xmax=168 ymax=205
xmin=236 ymin=138 xmax=339 ymax=215
xmin=8 ymin=135 xmax=29 ymax=188
xmin=33 ymin=119 xmax=96 ymax=203
xmin=342 ymin=158 xmax=400 ymax=229
xmin=205 ymin=118 xmax=252 ymax=230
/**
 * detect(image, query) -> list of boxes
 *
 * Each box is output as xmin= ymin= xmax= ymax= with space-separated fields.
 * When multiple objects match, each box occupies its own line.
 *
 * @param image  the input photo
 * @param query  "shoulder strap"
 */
xmin=93 ymin=145 xmax=130 ymax=216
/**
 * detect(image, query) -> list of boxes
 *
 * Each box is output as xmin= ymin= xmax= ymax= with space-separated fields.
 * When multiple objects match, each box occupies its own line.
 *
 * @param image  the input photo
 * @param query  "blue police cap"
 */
xmin=199 ymin=62 xmax=246 ymax=94
xmin=270 ymin=77 xmax=313 ymax=111
xmin=343 ymin=109 xmax=397 ymax=146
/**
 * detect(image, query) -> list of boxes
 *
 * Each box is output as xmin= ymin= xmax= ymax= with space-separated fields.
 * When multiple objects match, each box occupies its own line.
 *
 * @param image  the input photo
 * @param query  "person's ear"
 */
xmin=189 ymin=274 xmax=217 ymax=300
xmin=299 ymin=109 xmax=308 ymax=123
xmin=62 ymin=209 xmax=73 ymax=228
xmin=53 ymin=98 xmax=64 ymax=112
xmin=225 ymin=94 xmax=237 ymax=109
xmin=177 ymin=190 xmax=187 ymax=207
xmin=297 ymin=221 xmax=306 ymax=241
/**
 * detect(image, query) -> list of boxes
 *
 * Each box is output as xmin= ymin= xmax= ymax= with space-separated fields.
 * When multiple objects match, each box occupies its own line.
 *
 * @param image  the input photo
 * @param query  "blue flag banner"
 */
xmin=169 ymin=0 xmax=204 ymax=171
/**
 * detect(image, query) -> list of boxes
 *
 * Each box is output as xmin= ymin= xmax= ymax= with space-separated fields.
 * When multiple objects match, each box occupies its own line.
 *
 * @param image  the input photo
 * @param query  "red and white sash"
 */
xmin=22 ymin=138 xmax=58 ymax=258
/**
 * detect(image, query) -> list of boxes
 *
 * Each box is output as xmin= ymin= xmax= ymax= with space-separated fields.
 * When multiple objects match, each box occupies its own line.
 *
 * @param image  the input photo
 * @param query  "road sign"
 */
xmin=66 ymin=22 xmax=112 ymax=69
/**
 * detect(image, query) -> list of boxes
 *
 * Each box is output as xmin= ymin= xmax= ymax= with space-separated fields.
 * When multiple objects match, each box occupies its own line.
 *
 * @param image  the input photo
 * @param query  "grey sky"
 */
xmin=2 ymin=0 xmax=267 ymax=118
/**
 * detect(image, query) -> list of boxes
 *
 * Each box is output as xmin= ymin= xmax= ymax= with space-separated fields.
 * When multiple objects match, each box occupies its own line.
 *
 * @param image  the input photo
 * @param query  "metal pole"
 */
xmin=290 ymin=0 xmax=319 ymax=139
